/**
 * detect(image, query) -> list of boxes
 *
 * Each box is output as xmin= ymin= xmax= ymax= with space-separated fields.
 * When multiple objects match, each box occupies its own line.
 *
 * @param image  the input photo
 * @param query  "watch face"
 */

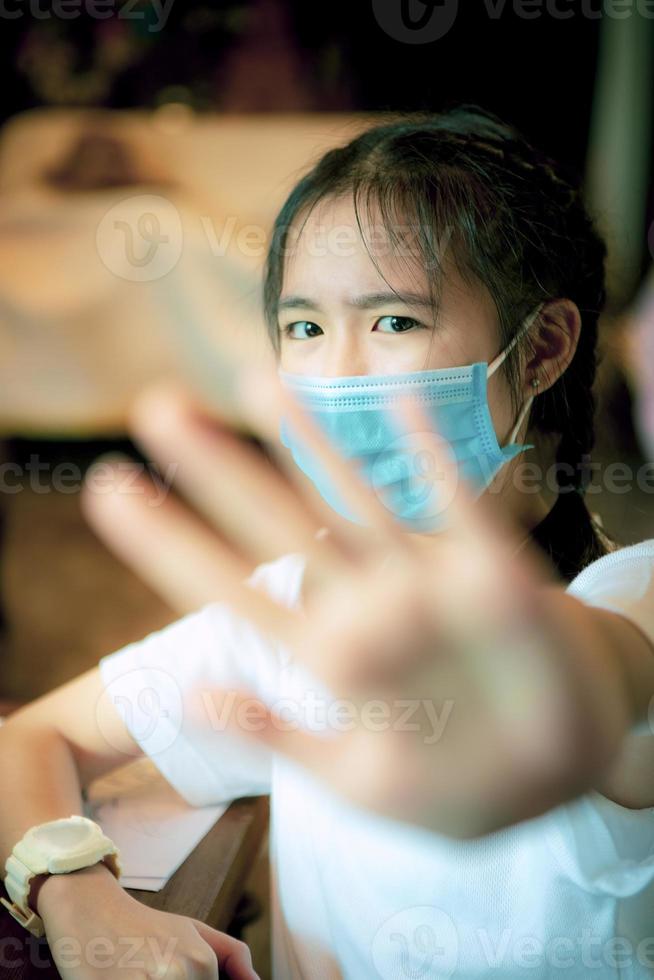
xmin=31 ymin=818 xmax=97 ymax=854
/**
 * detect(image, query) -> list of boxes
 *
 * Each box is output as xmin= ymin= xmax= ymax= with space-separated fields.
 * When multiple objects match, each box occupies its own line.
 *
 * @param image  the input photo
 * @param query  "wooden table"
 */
xmin=0 ymin=795 xmax=269 ymax=979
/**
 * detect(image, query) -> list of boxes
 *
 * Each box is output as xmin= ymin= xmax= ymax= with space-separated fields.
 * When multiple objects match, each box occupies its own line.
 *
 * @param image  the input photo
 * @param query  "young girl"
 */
xmin=2 ymin=104 xmax=654 ymax=980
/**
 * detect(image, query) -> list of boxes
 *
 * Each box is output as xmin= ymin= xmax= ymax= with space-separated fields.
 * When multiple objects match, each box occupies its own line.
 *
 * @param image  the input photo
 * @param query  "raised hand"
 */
xmin=81 ymin=367 xmax=629 ymax=838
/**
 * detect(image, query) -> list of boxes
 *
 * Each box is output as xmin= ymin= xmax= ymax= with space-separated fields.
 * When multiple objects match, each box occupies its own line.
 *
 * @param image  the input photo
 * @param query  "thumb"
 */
xmin=192 ymin=918 xmax=261 ymax=979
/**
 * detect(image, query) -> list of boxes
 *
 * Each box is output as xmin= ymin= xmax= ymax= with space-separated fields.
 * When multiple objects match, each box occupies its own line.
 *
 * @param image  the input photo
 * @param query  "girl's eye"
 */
xmin=373 ymin=315 xmax=423 ymax=334
xmin=279 ymin=316 xmax=424 ymax=339
xmin=280 ymin=321 xmax=323 ymax=340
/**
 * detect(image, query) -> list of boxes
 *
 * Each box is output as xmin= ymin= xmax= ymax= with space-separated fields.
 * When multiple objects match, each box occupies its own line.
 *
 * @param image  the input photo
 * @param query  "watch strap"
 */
xmin=1 ymin=819 xmax=122 ymax=939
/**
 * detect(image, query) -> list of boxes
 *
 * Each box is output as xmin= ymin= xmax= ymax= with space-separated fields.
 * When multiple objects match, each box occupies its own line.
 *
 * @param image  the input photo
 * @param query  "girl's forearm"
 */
xmin=0 ymin=719 xmax=88 ymax=870
xmin=0 ymin=718 xmax=123 ymax=916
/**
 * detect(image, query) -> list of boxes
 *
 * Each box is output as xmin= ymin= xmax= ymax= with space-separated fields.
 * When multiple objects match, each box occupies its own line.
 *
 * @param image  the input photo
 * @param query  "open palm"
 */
xmin=81 ymin=366 xmax=626 ymax=838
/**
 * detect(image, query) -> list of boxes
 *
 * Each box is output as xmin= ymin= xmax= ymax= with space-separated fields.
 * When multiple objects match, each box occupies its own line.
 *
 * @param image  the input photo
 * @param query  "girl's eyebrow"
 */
xmin=278 ymin=291 xmax=435 ymax=313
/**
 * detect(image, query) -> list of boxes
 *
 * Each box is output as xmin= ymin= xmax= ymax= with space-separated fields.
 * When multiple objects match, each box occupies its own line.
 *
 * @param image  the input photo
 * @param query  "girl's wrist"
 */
xmin=34 ymin=860 xmax=122 ymax=918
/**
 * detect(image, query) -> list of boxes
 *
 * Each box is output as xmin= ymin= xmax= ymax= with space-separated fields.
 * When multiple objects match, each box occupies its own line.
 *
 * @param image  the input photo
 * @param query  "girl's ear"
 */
xmin=523 ymin=299 xmax=582 ymax=394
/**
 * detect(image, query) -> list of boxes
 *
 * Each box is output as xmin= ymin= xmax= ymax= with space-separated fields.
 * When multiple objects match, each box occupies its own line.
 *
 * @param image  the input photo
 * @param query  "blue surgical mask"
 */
xmin=278 ymin=303 xmax=544 ymax=533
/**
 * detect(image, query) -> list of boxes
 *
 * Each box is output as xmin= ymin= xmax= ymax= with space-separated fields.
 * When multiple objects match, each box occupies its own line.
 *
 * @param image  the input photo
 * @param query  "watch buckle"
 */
xmin=0 ymin=895 xmax=45 ymax=938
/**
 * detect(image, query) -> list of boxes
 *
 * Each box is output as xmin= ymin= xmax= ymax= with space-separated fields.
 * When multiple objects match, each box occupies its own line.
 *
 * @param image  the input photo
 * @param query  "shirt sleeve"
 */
xmin=564 ymin=538 xmax=654 ymax=655
xmin=542 ymin=790 xmax=654 ymax=898
xmin=97 ymin=551 xmax=306 ymax=806
xmin=550 ymin=539 xmax=654 ymax=895
xmin=565 ymin=538 xmax=654 ymax=735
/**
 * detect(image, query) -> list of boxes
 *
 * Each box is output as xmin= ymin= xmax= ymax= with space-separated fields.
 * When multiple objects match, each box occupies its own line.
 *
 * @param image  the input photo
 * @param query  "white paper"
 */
xmin=84 ymin=756 xmax=229 ymax=892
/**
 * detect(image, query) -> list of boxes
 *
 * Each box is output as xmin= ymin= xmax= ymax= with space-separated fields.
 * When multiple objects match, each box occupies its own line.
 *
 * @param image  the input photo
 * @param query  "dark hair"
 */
xmin=262 ymin=103 xmax=619 ymax=582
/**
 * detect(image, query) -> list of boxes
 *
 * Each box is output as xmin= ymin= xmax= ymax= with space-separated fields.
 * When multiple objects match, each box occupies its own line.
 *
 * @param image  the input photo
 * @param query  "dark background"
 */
xmin=0 ymin=2 xmax=605 ymax=181
xmin=1 ymin=1 xmax=650 ymax=284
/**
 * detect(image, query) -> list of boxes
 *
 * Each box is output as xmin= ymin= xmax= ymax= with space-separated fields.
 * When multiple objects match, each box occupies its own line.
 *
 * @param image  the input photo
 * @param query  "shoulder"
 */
xmin=565 ymin=536 xmax=654 ymax=633
xmin=565 ymin=538 xmax=654 ymax=604
xmin=566 ymin=538 xmax=654 ymax=740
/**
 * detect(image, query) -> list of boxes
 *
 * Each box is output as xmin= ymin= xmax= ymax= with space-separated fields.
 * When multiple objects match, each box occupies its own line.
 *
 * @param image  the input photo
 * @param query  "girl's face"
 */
xmin=277 ymin=194 xmax=529 ymax=451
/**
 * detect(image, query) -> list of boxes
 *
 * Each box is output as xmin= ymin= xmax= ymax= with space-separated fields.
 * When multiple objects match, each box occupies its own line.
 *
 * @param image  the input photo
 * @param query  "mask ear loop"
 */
xmin=506 ymin=378 xmax=540 ymax=443
xmin=485 ymin=302 xmax=545 ymax=447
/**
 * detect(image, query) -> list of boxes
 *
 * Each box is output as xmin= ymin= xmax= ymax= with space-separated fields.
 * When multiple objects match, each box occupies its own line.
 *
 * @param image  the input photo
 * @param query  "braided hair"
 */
xmin=263 ymin=103 xmax=618 ymax=582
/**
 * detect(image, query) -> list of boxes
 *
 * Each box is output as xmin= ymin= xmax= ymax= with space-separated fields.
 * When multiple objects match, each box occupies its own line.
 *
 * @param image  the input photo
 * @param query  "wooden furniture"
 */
xmin=128 ymin=794 xmax=269 ymax=930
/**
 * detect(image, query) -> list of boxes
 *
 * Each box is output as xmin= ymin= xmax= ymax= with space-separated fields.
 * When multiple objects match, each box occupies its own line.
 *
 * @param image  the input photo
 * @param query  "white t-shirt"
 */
xmin=98 ymin=539 xmax=654 ymax=980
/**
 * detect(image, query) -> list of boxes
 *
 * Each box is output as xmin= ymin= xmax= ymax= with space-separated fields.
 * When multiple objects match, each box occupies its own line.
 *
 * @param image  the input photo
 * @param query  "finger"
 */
xmin=236 ymin=364 xmax=422 ymax=561
xmin=390 ymin=392 xmax=539 ymax=609
xmin=260 ymin=429 xmax=389 ymax=565
xmin=385 ymin=400 xmax=567 ymax=703
xmin=391 ymin=392 xmax=557 ymax=590
xmin=80 ymin=457 xmax=302 ymax=649
xmin=393 ymin=392 xmax=546 ymax=571
xmin=234 ymin=370 xmax=390 ymax=564
xmin=393 ymin=392 xmax=498 ymax=545
xmin=192 ymin=920 xmax=260 ymax=979
xmin=283 ymin=559 xmax=439 ymax=697
xmin=126 ymin=382 xmax=351 ymax=579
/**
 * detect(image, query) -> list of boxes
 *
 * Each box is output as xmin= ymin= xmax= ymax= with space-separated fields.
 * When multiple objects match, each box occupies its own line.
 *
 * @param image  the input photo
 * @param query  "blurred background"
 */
xmin=1 ymin=0 xmax=653 ymax=694
xmin=0 ymin=4 xmax=652 ymax=972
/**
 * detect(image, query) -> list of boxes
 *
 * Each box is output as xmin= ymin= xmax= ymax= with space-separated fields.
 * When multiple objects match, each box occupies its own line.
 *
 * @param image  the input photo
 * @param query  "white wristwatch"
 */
xmin=1 ymin=814 xmax=122 ymax=938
